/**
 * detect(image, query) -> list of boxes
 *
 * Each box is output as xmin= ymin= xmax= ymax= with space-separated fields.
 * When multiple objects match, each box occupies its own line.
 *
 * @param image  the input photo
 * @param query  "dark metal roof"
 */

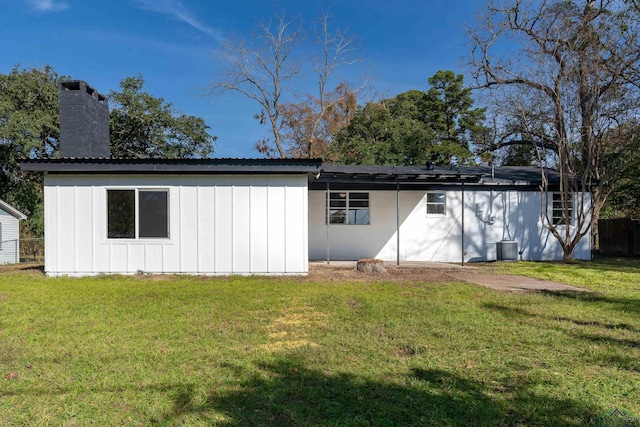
xmin=466 ymin=166 xmax=562 ymax=185
xmin=315 ymin=164 xmax=483 ymax=185
xmin=20 ymin=158 xmax=569 ymax=188
xmin=20 ymin=158 xmax=322 ymax=174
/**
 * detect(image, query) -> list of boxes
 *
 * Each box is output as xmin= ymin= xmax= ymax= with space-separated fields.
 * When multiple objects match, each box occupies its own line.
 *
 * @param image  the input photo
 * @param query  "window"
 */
xmin=552 ymin=192 xmax=573 ymax=225
xmin=107 ymin=189 xmax=169 ymax=239
xmin=326 ymin=192 xmax=370 ymax=225
xmin=426 ymin=192 xmax=446 ymax=215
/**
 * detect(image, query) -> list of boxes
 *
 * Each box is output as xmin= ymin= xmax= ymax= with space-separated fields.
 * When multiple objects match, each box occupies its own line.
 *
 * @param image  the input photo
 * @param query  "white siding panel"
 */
xmin=44 ymin=179 xmax=58 ymax=272
xmin=93 ymin=184 xmax=110 ymax=272
xmin=162 ymin=243 xmax=180 ymax=273
xmin=74 ymin=186 xmax=93 ymax=271
xmin=180 ymin=186 xmax=199 ymax=272
xmin=250 ymin=182 xmax=269 ymax=272
xmin=267 ymin=179 xmax=286 ymax=273
xmin=232 ymin=183 xmax=251 ymax=272
xmin=128 ymin=244 xmax=145 ymax=272
xmin=214 ymin=183 xmax=233 ymax=272
xmin=58 ymin=186 xmax=76 ymax=272
xmin=197 ymin=186 xmax=215 ymax=272
xmin=285 ymin=183 xmax=306 ymax=272
xmin=0 ymin=210 xmax=20 ymax=265
xmin=145 ymin=244 xmax=163 ymax=272
xmin=110 ymin=244 xmax=128 ymax=272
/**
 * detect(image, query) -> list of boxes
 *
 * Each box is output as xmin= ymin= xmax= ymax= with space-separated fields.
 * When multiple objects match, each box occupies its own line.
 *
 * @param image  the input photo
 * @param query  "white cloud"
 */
xmin=132 ymin=0 xmax=223 ymax=41
xmin=28 ymin=0 xmax=69 ymax=12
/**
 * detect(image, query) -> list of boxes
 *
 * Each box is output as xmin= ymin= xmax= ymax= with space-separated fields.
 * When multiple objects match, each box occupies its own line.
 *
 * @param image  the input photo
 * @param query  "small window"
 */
xmin=326 ymin=192 xmax=370 ymax=225
xmin=107 ymin=189 xmax=169 ymax=239
xmin=108 ymin=190 xmax=135 ymax=238
xmin=552 ymin=192 xmax=573 ymax=225
xmin=139 ymin=191 xmax=169 ymax=238
xmin=426 ymin=192 xmax=446 ymax=215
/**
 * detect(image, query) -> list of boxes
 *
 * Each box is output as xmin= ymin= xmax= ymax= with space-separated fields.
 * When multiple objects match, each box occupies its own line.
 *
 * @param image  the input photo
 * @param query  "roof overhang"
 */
xmin=20 ymin=158 xmax=322 ymax=175
xmin=20 ymin=158 xmax=586 ymax=191
xmin=0 ymin=199 xmax=27 ymax=220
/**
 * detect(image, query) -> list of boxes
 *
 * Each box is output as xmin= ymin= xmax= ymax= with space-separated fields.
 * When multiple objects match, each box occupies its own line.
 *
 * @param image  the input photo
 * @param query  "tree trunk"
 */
xmin=356 ymin=259 xmax=388 ymax=274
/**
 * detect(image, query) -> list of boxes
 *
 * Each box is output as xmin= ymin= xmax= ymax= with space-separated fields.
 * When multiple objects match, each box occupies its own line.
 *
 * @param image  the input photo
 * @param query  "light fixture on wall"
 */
xmin=476 ymin=204 xmax=495 ymax=225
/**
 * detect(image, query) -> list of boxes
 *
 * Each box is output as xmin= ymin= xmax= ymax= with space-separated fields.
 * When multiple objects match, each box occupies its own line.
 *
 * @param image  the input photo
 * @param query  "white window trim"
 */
xmin=105 ymin=188 xmax=171 ymax=241
xmin=426 ymin=191 xmax=446 ymax=216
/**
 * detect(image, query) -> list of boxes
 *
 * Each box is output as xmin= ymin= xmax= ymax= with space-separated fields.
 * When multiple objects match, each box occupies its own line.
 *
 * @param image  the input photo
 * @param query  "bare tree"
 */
xmin=469 ymin=0 xmax=640 ymax=261
xmin=208 ymin=13 xmax=301 ymax=158
xmin=208 ymin=11 xmax=362 ymax=159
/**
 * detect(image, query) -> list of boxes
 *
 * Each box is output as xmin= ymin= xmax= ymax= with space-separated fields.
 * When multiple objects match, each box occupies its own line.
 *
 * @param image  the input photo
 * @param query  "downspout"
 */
xmin=326 ymin=181 xmax=330 ymax=265
xmin=396 ymin=178 xmax=400 ymax=266
xmin=461 ymin=182 xmax=465 ymax=267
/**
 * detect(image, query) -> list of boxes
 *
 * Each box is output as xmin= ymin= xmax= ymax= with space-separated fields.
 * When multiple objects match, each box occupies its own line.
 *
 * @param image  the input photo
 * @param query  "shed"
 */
xmin=0 ymin=199 xmax=27 ymax=265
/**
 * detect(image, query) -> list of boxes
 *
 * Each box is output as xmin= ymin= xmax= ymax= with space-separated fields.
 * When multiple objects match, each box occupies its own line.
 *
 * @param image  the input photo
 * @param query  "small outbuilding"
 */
xmin=0 ymin=199 xmax=27 ymax=265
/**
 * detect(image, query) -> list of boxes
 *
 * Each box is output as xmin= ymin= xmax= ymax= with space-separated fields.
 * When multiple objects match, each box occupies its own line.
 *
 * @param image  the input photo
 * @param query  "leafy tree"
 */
xmin=469 ymin=0 xmax=640 ymax=261
xmin=601 ymin=122 xmax=640 ymax=219
xmin=281 ymin=83 xmax=357 ymax=159
xmin=0 ymin=67 xmax=216 ymax=237
xmin=109 ymin=76 xmax=216 ymax=159
xmin=330 ymin=71 xmax=484 ymax=165
xmin=0 ymin=65 xmax=65 ymax=236
xmin=425 ymin=70 xmax=485 ymax=165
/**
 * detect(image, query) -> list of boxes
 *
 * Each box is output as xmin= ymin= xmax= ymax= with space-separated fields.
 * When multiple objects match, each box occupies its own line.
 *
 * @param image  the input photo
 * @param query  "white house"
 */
xmin=0 ymin=199 xmax=27 ymax=265
xmin=308 ymin=165 xmax=591 ymax=263
xmin=20 ymin=80 xmax=592 ymax=276
xmin=21 ymin=159 xmax=591 ymax=276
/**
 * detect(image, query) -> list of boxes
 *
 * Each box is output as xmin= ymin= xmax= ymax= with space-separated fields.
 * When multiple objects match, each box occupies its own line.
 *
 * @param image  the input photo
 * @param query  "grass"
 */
xmin=1 ymin=261 xmax=639 ymax=426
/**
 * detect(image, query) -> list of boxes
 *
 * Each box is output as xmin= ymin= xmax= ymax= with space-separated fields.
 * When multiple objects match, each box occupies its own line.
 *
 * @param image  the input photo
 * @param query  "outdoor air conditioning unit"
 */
xmin=496 ymin=240 xmax=519 ymax=261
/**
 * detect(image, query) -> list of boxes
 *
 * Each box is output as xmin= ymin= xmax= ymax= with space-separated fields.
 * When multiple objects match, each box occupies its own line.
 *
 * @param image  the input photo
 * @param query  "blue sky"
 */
xmin=1 ymin=0 xmax=485 ymax=158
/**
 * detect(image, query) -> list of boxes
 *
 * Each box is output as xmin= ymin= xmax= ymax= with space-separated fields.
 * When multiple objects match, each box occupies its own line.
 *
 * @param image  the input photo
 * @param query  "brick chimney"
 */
xmin=58 ymin=80 xmax=110 ymax=158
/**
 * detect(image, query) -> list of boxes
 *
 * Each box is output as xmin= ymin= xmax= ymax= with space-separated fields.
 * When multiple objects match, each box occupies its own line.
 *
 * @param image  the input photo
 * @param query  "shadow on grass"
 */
xmin=155 ymin=358 xmax=601 ymax=426
xmin=484 ymin=301 xmax=640 ymax=333
xmin=537 ymin=289 xmax=640 ymax=317
xmin=588 ymin=258 xmax=640 ymax=274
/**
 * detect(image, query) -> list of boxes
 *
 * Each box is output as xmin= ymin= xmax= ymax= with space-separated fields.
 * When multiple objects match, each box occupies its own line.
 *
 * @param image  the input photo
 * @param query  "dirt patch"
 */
xmin=0 ymin=263 xmax=44 ymax=274
xmin=304 ymin=264 xmax=457 ymax=284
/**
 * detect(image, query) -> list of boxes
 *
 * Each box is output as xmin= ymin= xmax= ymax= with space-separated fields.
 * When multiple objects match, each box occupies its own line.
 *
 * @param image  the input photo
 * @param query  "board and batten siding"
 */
xmin=44 ymin=174 xmax=308 ymax=276
xmin=0 ymin=207 xmax=20 ymax=265
xmin=308 ymin=189 xmax=591 ymax=262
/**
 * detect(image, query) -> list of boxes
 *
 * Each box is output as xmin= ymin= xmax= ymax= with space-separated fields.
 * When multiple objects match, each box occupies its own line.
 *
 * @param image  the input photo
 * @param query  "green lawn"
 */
xmin=1 ymin=261 xmax=639 ymax=426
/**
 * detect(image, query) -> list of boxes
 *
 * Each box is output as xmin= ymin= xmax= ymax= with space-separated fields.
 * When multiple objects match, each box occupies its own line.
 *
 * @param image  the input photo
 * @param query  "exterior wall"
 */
xmin=0 ymin=208 xmax=20 ymax=265
xmin=44 ymin=174 xmax=308 ymax=276
xmin=309 ymin=189 xmax=591 ymax=262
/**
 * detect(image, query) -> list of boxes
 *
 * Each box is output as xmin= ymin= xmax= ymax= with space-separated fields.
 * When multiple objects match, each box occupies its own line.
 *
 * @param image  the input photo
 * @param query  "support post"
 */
xmin=326 ymin=181 xmax=330 ymax=265
xmin=461 ymin=182 xmax=465 ymax=267
xmin=396 ymin=179 xmax=400 ymax=266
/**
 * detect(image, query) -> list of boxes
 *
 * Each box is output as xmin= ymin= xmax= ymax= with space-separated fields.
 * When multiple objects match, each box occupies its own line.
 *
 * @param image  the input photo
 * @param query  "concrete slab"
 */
xmin=448 ymin=273 xmax=592 ymax=292
xmin=309 ymin=260 xmax=476 ymax=270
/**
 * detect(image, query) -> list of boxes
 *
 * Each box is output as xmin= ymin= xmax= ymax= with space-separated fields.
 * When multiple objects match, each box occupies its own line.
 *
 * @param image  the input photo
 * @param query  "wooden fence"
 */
xmin=598 ymin=218 xmax=640 ymax=257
